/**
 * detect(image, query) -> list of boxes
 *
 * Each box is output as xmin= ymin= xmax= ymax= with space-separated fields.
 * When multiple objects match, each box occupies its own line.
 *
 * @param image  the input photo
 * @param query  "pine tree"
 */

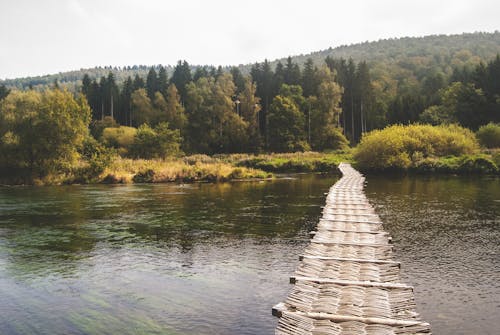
xmin=158 ymin=66 xmax=169 ymax=97
xmin=120 ymin=76 xmax=134 ymax=126
xmin=302 ymin=58 xmax=319 ymax=97
xmin=171 ymin=60 xmax=193 ymax=103
xmin=146 ymin=67 xmax=159 ymax=100
xmin=284 ymin=56 xmax=301 ymax=85
xmin=133 ymin=74 xmax=145 ymax=90
xmin=230 ymin=67 xmax=246 ymax=94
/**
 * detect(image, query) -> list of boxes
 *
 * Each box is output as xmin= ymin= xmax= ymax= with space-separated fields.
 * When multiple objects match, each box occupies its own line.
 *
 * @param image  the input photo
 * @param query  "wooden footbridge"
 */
xmin=272 ymin=163 xmax=431 ymax=335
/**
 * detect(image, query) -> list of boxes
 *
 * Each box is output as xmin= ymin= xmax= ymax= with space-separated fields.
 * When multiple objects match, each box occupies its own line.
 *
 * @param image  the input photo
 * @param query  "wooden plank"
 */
xmin=290 ymin=276 xmax=412 ymax=289
xmin=298 ymin=255 xmax=400 ymax=266
xmin=320 ymin=217 xmax=382 ymax=224
xmin=322 ymin=211 xmax=379 ymax=217
xmin=311 ymin=239 xmax=392 ymax=247
xmin=276 ymin=308 xmax=430 ymax=328
xmin=310 ymin=228 xmax=388 ymax=235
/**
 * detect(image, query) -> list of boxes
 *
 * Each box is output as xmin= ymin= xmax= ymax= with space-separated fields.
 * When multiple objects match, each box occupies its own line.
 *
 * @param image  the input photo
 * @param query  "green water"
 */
xmin=0 ymin=175 xmax=337 ymax=335
xmin=0 ymin=174 xmax=498 ymax=334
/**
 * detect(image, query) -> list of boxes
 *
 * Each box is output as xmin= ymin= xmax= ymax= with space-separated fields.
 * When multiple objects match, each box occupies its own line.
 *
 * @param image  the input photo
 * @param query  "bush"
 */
xmin=476 ymin=123 xmax=500 ymax=148
xmin=129 ymin=123 xmax=181 ymax=159
xmin=90 ymin=116 xmax=119 ymax=139
xmin=101 ymin=126 xmax=137 ymax=154
xmin=354 ymin=124 xmax=479 ymax=170
xmin=312 ymin=126 xmax=350 ymax=151
xmin=71 ymin=136 xmax=113 ymax=183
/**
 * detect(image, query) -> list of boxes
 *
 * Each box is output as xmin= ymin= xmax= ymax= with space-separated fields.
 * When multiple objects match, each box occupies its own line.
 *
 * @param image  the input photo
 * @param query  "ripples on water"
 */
xmin=0 ymin=175 xmax=336 ymax=335
xmin=0 ymin=174 xmax=498 ymax=335
xmin=365 ymin=175 xmax=500 ymax=335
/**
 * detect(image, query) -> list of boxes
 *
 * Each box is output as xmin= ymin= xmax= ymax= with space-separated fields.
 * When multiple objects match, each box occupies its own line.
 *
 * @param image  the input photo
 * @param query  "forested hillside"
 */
xmin=3 ymin=32 xmax=500 ymax=91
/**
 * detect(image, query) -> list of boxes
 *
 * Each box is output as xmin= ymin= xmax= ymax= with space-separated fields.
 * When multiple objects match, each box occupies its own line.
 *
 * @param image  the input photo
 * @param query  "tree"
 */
xmin=238 ymin=77 xmax=261 ymax=151
xmin=0 ymin=89 xmax=91 ymax=180
xmin=251 ymin=59 xmax=274 ymax=147
xmin=310 ymin=77 xmax=345 ymax=150
xmin=213 ymin=73 xmax=248 ymax=153
xmin=131 ymin=88 xmax=156 ymax=126
xmin=105 ymin=72 xmax=119 ymax=120
xmin=133 ymin=74 xmax=145 ymax=90
xmin=0 ymin=84 xmax=10 ymax=101
xmin=120 ymin=76 xmax=134 ymax=126
xmin=301 ymin=58 xmax=319 ymax=97
xmin=185 ymin=77 xmax=216 ymax=153
xmin=268 ymin=95 xmax=308 ymax=152
xmin=158 ymin=66 xmax=169 ymax=97
xmin=146 ymin=67 xmax=159 ymax=100
xmin=164 ymin=84 xmax=187 ymax=131
xmin=171 ymin=60 xmax=193 ymax=103
xmin=184 ymin=74 xmax=248 ymax=153
xmin=130 ymin=123 xmax=181 ymax=159
xmin=230 ymin=67 xmax=246 ymax=94
xmin=81 ymin=74 xmax=92 ymax=96
xmin=284 ymin=56 xmax=301 ymax=85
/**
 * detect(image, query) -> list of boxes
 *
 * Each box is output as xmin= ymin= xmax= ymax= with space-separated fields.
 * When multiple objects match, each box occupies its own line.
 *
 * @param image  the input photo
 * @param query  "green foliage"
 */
xmin=236 ymin=152 xmax=351 ymax=173
xmin=354 ymin=124 xmax=479 ymax=170
xmin=131 ymin=88 xmax=157 ymax=126
xmin=129 ymin=122 xmax=181 ymax=159
xmin=105 ymin=156 xmax=270 ymax=183
xmin=312 ymin=126 xmax=350 ymax=151
xmin=185 ymin=74 xmax=250 ymax=153
xmin=72 ymin=136 xmax=113 ymax=183
xmin=411 ymin=154 xmax=498 ymax=174
xmin=476 ymin=123 xmax=500 ymax=148
xmin=0 ymin=84 xmax=10 ymax=100
xmin=101 ymin=126 xmax=137 ymax=154
xmin=268 ymin=95 xmax=308 ymax=152
xmin=90 ymin=116 xmax=119 ymax=139
xmin=0 ymin=89 xmax=90 ymax=182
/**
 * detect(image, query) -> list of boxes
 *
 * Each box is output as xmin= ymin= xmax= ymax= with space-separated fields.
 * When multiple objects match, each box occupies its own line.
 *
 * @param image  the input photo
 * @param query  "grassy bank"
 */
xmin=94 ymin=151 xmax=352 ymax=184
xmin=80 ymin=156 xmax=272 ymax=184
xmin=232 ymin=151 xmax=352 ymax=173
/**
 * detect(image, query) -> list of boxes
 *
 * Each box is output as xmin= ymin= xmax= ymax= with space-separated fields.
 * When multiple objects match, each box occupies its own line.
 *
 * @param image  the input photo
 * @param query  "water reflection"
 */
xmin=0 ymin=174 xmax=336 ymax=335
xmin=365 ymin=175 xmax=500 ymax=335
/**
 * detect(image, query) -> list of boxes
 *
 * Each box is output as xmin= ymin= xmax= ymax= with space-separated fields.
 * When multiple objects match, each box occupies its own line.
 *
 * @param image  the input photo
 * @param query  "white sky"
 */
xmin=0 ymin=0 xmax=498 ymax=79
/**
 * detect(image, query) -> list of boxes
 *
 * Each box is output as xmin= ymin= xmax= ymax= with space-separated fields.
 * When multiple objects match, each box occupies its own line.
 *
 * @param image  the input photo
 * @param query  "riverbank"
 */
xmin=2 ymin=149 xmax=499 ymax=186
xmin=79 ymin=152 xmax=351 ymax=185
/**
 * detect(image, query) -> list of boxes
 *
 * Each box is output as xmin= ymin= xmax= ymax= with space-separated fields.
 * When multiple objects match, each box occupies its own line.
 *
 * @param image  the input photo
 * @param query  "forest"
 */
xmin=0 ymin=32 xmax=500 ymax=183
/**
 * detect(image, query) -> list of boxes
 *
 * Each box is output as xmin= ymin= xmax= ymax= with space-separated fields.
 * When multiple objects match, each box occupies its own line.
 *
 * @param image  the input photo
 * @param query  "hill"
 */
xmin=2 ymin=32 xmax=500 ymax=92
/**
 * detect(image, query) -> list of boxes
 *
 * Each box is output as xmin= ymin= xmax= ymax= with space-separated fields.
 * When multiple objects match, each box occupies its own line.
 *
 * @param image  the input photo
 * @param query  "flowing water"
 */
xmin=365 ymin=175 xmax=500 ymax=335
xmin=0 ymin=174 xmax=498 ymax=334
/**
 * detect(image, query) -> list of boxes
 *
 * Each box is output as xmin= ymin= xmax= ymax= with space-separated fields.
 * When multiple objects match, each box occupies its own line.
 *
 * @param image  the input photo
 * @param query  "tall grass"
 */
xmin=99 ymin=156 xmax=271 ymax=183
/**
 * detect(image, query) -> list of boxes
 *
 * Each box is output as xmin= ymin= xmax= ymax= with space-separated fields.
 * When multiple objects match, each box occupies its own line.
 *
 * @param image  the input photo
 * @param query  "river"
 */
xmin=0 ymin=174 xmax=498 ymax=334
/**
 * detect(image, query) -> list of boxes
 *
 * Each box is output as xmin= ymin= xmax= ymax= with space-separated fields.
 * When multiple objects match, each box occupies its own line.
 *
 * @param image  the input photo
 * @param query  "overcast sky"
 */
xmin=0 ymin=0 xmax=498 ymax=79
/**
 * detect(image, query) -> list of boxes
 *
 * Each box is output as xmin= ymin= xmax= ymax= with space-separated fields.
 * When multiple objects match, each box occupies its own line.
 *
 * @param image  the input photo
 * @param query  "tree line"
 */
xmin=1 ymin=54 xmax=499 ymax=158
xmin=78 ymin=58 xmax=350 ymax=154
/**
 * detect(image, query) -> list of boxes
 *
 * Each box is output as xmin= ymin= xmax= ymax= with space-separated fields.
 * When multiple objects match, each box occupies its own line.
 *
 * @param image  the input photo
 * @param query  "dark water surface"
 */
xmin=0 ymin=175 xmax=336 ymax=335
xmin=365 ymin=175 xmax=500 ymax=335
xmin=0 ymin=174 xmax=498 ymax=335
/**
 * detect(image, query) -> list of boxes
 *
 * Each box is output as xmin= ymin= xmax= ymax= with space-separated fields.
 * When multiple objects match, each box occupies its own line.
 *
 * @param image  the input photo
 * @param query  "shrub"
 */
xmin=476 ymin=123 xmax=500 ymax=148
xmin=72 ymin=136 xmax=113 ymax=183
xmin=129 ymin=122 xmax=181 ymax=159
xmin=101 ymin=126 xmax=137 ymax=154
xmin=354 ymin=124 xmax=479 ymax=170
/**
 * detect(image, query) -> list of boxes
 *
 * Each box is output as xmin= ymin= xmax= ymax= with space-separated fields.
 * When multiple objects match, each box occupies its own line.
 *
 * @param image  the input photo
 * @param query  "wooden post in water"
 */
xmin=272 ymin=163 xmax=431 ymax=335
